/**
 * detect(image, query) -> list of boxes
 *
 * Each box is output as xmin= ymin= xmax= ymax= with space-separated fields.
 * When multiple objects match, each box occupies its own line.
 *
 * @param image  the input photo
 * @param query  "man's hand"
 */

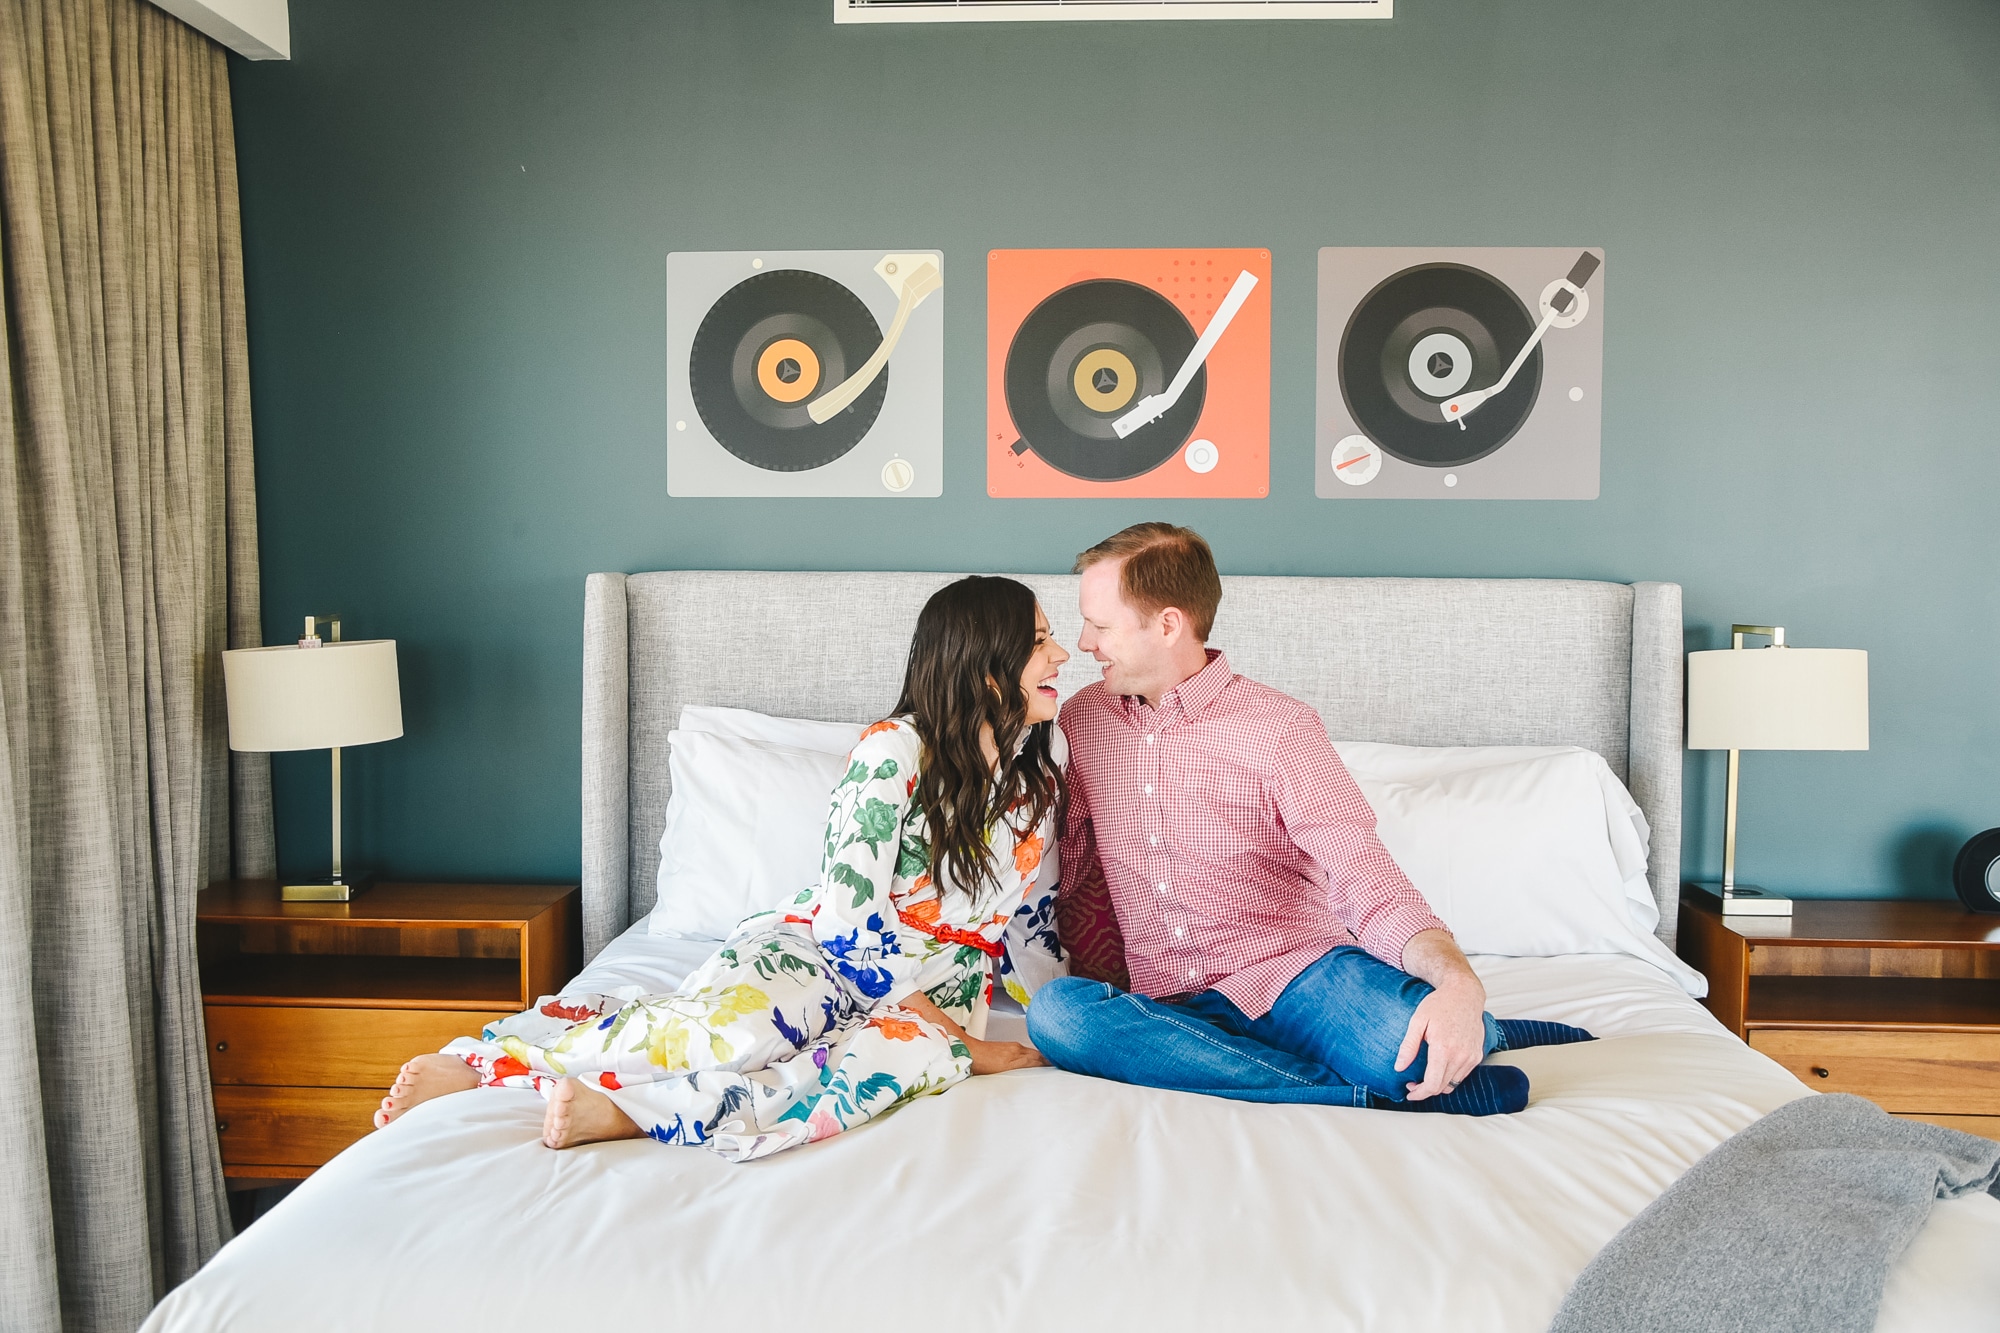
xmin=1395 ymin=978 xmax=1487 ymax=1100
xmin=1395 ymin=928 xmax=1488 ymax=1102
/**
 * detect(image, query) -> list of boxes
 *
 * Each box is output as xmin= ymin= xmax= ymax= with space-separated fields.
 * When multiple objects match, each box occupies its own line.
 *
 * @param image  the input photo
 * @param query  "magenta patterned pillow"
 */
xmin=1057 ymin=869 xmax=1130 ymax=990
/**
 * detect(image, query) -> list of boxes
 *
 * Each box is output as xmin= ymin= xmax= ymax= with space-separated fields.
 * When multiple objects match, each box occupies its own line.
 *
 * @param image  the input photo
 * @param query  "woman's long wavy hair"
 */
xmin=892 ymin=576 xmax=1065 ymax=898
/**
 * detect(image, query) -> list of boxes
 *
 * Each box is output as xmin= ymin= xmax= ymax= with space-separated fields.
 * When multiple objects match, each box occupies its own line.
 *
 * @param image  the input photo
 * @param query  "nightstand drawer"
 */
xmin=1748 ymin=1029 xmax=2000 ymax=1114
xmin=1900 ymin=1113 xmax=2000 ymax=1142
xmin=213 ymin=1086 xmax=383 ymax=1167
xmin=206 ymin=1005 xmax=506 ymax=1087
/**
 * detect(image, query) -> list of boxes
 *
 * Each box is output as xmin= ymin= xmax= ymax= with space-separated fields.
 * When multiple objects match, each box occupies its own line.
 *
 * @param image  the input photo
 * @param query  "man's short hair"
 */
xmin=1074 ymin=522 xmax=1222 ymax=642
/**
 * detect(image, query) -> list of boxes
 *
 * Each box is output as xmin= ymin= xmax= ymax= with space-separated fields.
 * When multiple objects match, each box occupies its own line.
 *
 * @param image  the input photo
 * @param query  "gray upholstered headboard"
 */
xmin=581 ymin=572 xmax=1683 ymax=960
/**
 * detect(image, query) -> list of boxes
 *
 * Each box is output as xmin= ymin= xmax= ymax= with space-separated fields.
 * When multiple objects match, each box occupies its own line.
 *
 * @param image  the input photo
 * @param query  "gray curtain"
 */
xmin=0 ymin=0 xmax=272 ymax=1328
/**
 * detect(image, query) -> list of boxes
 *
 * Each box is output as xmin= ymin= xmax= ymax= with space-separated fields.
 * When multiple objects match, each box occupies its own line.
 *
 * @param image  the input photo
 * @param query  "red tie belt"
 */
xmin=896 ymin=908 xmax=1004 ymax=957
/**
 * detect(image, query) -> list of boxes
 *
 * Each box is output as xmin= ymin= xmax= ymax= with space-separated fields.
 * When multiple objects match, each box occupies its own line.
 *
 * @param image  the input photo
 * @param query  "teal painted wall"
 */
xmin=230 ymin=1 xmax=2000 ymax=900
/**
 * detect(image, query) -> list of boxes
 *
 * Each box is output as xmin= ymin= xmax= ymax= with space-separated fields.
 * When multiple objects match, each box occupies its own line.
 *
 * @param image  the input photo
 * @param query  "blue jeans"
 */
xmin=1026 ymin=945 xmax=1502 ymax=1106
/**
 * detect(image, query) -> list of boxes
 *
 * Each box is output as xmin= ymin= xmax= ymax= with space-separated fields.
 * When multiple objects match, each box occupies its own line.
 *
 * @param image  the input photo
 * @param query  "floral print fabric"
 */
xmin=440 ymin=717 xmax=1066 ymax=1161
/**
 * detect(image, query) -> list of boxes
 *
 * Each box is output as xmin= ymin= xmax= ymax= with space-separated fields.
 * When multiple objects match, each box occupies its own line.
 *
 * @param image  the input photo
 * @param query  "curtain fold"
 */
xmin=0 ymin=0 xmax=271 ymax=1328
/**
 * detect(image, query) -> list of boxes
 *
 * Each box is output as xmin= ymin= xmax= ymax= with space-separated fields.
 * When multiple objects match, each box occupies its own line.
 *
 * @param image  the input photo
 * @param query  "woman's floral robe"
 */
xmin=441 ymin=718 xmax=1067 ymax=1161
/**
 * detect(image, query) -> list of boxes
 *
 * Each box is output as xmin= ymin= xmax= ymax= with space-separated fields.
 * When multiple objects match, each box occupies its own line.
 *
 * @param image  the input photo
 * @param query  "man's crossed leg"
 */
xmin=1028 ymin=945 xmax=1590 ymax=1116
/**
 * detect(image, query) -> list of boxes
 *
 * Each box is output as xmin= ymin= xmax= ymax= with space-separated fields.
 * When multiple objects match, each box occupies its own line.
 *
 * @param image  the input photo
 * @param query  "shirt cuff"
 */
xmin=1367 ymin=904 xmax=1452 ymax=971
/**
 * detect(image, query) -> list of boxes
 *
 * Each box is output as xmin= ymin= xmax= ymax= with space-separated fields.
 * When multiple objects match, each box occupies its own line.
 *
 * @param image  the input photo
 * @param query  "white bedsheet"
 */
xmin=147 ymin=930 xmax=2000 ymax=1332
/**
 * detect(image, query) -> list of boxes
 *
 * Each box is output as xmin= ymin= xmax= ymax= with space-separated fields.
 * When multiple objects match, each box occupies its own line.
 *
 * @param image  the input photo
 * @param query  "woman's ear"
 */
xmin=984 ymin=672 xmax=1018 ymax=714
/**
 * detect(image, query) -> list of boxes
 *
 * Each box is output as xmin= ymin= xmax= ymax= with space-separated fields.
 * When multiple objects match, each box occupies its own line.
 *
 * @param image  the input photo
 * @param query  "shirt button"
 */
xmin=1188 ymin=967 xmax=1199 ymax=979
xmin=1149 ymin=836 xmax=1159 ymax=847
xmin=1146 ymin=734 xmax=1155 ymax=745
xmin=1156 ymin=882 xmax=1167 ymax=894
xmin=1174 ymin=926 xmax=1185 ymax=939
xmin=1144 ymin=784 xmax=1153 ymax=795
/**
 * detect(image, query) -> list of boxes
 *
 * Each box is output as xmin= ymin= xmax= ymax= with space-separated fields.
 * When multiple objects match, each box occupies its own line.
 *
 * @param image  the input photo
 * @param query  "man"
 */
xmin=1027 ymin=523 xmax=1587 ymax=1114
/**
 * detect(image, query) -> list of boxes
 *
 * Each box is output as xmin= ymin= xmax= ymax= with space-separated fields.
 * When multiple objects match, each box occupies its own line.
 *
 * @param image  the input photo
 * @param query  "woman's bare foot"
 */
xmin=542 ymin=1077 xmax=645 ymax=1149
xmin=373 ymin=1054 xmax=479 ymax=1129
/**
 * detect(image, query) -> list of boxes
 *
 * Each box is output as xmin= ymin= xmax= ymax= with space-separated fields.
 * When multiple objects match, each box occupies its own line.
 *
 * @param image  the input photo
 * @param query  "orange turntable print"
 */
xmin=987 ymin=248 xmax=1270 ymax=498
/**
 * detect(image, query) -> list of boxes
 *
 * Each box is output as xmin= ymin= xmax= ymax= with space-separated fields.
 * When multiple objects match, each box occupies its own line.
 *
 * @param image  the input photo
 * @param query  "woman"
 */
xmin=373 ymin=576 xmax=1070 ymax=1161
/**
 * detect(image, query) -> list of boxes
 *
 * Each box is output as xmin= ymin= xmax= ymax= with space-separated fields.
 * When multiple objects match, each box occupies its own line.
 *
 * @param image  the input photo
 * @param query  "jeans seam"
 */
xmin=1122 ymin=995 xmax=1331 ymax=1089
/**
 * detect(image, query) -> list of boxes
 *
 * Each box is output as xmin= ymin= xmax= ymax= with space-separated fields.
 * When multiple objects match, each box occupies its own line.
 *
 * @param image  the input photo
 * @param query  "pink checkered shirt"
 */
xmin=1058 ymin=649 xmax=1448 ymax=1019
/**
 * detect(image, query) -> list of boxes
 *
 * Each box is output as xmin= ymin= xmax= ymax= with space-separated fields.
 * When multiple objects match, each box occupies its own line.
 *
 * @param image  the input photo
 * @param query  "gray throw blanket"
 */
xmin=1550 ymin=1093 xmax=2000 ymax=1333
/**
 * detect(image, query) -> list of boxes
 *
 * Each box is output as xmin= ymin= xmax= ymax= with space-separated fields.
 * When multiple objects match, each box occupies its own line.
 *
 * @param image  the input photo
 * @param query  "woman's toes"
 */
xmin=374 ymin=1054 xmax=479 ymax=1132
xmin=542 ymin=1082 xmax=575 ymax=1149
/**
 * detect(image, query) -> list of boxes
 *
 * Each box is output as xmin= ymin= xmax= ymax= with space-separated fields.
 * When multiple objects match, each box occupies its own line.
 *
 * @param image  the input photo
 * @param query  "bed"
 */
xmin=145 ymin=572 xmax=2000 ymax=1332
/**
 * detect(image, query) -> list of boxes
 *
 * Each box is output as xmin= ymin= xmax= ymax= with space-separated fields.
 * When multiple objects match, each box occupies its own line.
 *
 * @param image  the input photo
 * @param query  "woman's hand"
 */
xmin=893 ymin=992 xmax=1048 ymax=1075
xmin=964 ymin=1037 xmax=1049 ymax=1076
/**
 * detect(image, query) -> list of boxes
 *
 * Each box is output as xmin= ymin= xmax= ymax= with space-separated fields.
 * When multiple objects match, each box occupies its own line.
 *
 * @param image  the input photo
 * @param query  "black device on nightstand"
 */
xmin=1954 ymin=829 xmax=2000 ymax=915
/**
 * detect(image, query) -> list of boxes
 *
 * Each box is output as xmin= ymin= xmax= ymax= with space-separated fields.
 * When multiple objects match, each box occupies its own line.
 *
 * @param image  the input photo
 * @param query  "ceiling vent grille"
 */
xmin=835 ymin=1 xmax=1390 ymax=22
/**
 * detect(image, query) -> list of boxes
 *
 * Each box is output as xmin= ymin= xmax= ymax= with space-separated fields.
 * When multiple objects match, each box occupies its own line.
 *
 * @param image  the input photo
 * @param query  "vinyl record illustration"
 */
xmin=988 ymin=248 xmax=1270 ymax=500
xmin=668 ymin=249 xmax=942 ymax=498
xmin=688 ymin=268 xmax=887 ymax=472
xmin=1317 ymin=247 xmax=1603 ymax=501
xmin=1004 ymin=279 xmax=1204 ymax=482
xmin=1339 ymin=263 xmax=1540 ymax=468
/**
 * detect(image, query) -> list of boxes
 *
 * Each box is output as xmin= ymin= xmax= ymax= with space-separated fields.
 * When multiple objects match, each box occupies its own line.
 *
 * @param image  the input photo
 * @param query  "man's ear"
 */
xmin=1157 ymin=606 xmax=1187 ymax=645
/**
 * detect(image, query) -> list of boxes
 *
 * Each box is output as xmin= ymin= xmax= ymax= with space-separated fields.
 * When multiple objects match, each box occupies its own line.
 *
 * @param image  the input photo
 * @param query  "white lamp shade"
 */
xmin=222 ymin=639 xmax=403 ymax=752
xmin=1687 ymin=646 xmax=1868 ymax=751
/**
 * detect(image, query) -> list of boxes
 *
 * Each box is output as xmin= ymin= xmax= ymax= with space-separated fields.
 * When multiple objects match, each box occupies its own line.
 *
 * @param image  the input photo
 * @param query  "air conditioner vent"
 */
xmin=836 ymin=0 xmax=1390 ymax=23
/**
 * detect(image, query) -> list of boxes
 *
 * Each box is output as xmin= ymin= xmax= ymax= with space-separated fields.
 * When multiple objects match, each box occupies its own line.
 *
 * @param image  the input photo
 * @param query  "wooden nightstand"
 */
xmin=1677 ymin=887 xmax=2000 ymax=1140
xmin=197 ymin=880 xmax=581 ymax=1178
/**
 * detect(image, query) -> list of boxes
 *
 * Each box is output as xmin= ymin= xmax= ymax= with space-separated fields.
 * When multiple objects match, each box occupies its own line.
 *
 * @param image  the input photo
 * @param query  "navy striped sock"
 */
xmin=1494 ymin=1018 xmax=1596 ymax=1051
xmin=1370 ymin=1063 xmax=1530 ymax=1117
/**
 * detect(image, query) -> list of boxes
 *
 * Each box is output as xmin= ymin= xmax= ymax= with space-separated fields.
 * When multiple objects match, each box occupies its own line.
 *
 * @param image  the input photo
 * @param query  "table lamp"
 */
xmin=1686 ymin=624 xmax=1868 ymax=916
xmin=223 ymin=616 xmax=403 ymax=901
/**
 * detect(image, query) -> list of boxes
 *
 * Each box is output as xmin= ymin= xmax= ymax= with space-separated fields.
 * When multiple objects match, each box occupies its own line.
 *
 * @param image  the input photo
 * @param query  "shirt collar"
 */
xmin=1124 ymin=648 xmax=1231 ymax=722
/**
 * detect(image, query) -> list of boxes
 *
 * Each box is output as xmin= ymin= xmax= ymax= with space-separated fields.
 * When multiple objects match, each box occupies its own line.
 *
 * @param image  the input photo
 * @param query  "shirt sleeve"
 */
xmin=809 ymin=722 xmax=927 ymax=1007
xmin=1001 ymin=729 xmax=1071 ymax=1004
xmin=1001 ymin=828 xmax=1067 ymax=1004
xmin=1270 ymin=709 xmax=1448 ymax=970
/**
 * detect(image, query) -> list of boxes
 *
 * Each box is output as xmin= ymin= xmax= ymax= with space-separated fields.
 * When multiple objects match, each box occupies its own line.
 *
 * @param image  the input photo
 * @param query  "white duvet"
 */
xmin=146 ymin=933 xmax=2000 ymax=1333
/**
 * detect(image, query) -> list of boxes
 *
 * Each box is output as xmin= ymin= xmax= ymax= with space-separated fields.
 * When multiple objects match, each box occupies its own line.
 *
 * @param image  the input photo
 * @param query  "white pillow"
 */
xmin=1333 ymin=743 xmax=1706 ymax=995
xmin=648 ymin=729 xmax=850 ymax=939
xmin=678 ymin=704 xmax=863 ymax=756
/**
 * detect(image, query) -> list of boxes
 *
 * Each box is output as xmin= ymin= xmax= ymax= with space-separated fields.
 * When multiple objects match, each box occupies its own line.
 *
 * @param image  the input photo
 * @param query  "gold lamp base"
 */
xmin=281 ymin=879 xmax=368 ymax=903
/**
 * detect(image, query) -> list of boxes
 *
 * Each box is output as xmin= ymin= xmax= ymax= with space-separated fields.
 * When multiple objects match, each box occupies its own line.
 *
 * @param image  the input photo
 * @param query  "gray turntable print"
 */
xmin=668 ymin=249 xmax=943 ymax=497
xmin=1316 ymin=247 xmax=1604 ymax=500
